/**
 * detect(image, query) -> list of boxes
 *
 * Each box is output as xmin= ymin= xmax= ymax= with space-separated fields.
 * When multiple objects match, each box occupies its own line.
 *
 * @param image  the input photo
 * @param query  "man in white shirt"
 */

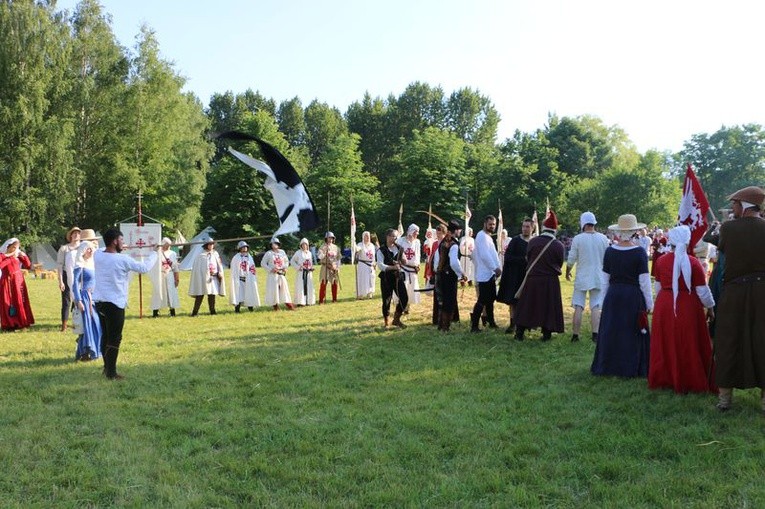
xmin=565 ymin=212 xmax=609 ymax=342
xmin=470 ymin=215 xmax=502 ymax=332
xmin=94 ymin=228 xmax=157 ymax=380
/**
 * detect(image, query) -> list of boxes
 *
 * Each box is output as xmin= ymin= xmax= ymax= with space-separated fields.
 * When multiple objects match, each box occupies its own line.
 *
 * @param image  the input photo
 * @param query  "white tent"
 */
xmin=178 ymin=226 xmax=216 ymax=271
xmin=29 ymin=243 xmax=58 ymax=270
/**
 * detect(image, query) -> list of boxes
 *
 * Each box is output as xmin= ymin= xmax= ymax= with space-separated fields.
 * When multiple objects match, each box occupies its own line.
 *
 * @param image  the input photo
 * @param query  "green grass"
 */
xmin=1 ymin=267 xmax=764 ymax=507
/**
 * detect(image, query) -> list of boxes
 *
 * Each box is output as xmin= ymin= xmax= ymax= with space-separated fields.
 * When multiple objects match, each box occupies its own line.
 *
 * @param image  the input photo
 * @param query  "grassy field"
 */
xmin=1 ymin=266 xmax=764 ymax=507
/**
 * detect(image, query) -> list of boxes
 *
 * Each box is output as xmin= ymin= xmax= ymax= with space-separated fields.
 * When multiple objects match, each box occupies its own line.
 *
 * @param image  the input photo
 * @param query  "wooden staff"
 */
xmin=124 ymin=233 xmax=274 ymax=250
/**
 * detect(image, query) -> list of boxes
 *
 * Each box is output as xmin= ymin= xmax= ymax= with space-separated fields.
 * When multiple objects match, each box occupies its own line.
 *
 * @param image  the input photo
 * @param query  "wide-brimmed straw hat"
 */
xmin=66 ymin=226 xmax=82 ymax=242
xmin=609 ymin=214 xmax=646 ymax=231
xmin=79 ymin=229 xmax=101 ymax=241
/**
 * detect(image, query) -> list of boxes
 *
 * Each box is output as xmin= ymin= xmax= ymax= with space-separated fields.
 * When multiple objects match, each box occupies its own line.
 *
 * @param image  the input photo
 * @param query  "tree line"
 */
xmin=3 ymin=0 xmax=765 ymax=251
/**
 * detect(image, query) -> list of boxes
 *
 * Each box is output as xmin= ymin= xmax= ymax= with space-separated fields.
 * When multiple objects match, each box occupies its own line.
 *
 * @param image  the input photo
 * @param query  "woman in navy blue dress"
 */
xmin=591 ymin=215 xmax=654 ymax=378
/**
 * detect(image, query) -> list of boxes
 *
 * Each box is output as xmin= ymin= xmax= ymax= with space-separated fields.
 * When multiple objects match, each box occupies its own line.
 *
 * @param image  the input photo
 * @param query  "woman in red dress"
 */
xmin=0 ymin=238 xmax=35 ymax=330
xmin=649 ymin=225 xmax=716 ymax=393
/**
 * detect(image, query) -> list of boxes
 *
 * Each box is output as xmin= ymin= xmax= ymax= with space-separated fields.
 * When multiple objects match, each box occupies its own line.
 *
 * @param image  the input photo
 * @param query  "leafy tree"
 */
xmin=277 ymin=97 xmax=306 ymax=148
xmin=445 ymin=87 xmax=500 ymax=144
xmin=593 ymin=150 xmax=679 ymax=229
xmin=304 ymin=100 xmax=347 ymax=164
xmin=66 ymin=0 xmax=130 ymax=230
xmin=678 ymin=124 xmax=765 ymax=210
xmin=304 ymin=132 xmax=380 ymax=247
xmin=386 ymin=127 xmax=467 ymax=230
xmin=110 ymin=26 xmax=211 ymax=235
xmin=0 ymin=0 xmax=74 ymax=241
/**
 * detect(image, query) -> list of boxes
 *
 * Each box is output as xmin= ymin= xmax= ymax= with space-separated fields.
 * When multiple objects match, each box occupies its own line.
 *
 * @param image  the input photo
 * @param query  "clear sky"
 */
xmin=55 ymin=0 xmax=764 ymax=153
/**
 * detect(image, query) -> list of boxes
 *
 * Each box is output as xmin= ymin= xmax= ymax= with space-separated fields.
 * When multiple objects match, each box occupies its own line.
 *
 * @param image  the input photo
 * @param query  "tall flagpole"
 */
xmin=351 ymin=199 xmax=358 ymax=299
xmin=327 ymin=191 xmax=331 ymax=233
xmin=137 ymin=189 xmax=144 ymax=319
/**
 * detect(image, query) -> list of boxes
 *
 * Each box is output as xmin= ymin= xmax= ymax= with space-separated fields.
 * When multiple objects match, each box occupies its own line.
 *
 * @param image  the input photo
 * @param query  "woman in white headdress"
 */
xmin=0 ymin=237 xmax=34 ymax=330
xmin=354 ymin=231 xmax=376 ymax=299
xmin=71 ymin=233 xmax=102 ymax=361
xmin=649 ymin=225 xmax=716 ymax=393
xmin=396 ymin=223 xmax=421 ymax=306
xmin=261 ymin=237 xmax=295 ymax=310
xmin=290 ymin=238 xmax=315 ymax=306
xmin=150 ymin=237 xmax=180 ymax=317
xmin=229 ymin=240 xmax=261 ymax=312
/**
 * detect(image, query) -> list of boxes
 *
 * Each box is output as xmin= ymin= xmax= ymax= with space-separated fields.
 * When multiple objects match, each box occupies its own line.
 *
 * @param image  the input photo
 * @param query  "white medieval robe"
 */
xmin=150 ymin=248 xmax=180 ymax=310
xmin=229 ymin=252 xmax=261 ymax=307
xmin=261 ymin=249 xmax=292 ymax=305
xmin=396 ymin=236 xmax=421 ymax=306
xmin=459 ymin=235 xmax=476 ymax=283
xmin=290 ymin=249 xmax=316 ymax=305
xmin=354 ymin=241 xmax=376 ymax=299
xmin=188 ymin=250 xmax=226 ymax=297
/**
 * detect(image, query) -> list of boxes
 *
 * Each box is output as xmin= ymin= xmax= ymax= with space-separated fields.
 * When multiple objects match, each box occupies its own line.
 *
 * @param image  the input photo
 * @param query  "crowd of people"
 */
xmin=4 ymin=185 xmax=764 ymax=416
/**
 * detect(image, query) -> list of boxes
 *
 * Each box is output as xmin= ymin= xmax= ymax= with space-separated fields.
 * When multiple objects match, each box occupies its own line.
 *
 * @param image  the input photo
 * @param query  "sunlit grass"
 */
xmin=0 ymin=267 xmax=763 ymax=507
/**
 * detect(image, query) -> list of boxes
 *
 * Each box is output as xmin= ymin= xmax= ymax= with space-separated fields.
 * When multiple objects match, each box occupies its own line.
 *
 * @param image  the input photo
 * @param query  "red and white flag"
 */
xmin=677 ymin=163 xmax=710 ymax=254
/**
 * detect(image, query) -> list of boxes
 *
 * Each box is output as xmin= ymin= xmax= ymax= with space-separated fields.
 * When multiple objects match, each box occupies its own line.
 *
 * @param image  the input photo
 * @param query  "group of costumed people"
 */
xmin=8 ymin=183 xmax=765 ymax=414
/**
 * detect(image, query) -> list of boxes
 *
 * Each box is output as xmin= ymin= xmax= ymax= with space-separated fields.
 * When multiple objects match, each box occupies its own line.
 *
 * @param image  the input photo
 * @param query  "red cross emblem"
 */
xmin=274 ymin=257 xmax=283 ymax=268
xmin=404 ymin=247 xmax=415 ymax=260
xmin=302 ymin=260 xmax=312 ymax=269
xmin=135 ymin=238 xmax=146 ymax=248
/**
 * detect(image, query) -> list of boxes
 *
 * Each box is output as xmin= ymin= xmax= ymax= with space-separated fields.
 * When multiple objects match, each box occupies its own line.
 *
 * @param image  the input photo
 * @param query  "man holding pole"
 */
xmin=318 ymin=232 xmax=340 ymax=303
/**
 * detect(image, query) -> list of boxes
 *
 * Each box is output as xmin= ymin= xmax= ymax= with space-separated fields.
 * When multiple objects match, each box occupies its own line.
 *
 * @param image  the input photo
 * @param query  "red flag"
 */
xmin=677 ymin=164 xmax=710 ymax=254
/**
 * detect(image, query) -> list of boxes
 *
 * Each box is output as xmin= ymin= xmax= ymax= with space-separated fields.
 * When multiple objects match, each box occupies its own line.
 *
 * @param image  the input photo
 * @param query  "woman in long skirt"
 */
xmin=71 ymin=234 xmax=102 ymax=361
xmin=0 ymin=238 xmax=34 ymax=330
xmin=591 ymin=215 xmax=654 ymax=378
xmin=649 ymin=225 xmax=716 ymax=393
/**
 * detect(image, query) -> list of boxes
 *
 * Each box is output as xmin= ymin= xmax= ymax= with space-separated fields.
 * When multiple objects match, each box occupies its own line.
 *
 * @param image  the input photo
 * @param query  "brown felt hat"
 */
xmin=727 ymin=186 xmax=765 ymax=207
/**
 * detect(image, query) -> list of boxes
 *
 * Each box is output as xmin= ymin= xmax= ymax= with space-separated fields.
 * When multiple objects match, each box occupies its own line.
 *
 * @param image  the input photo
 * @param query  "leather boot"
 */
xmin=470 ymin=311 xmax=481 ymax=333
xmin=208 ymin=295 xmax=216 ymax=315
xmin=319 ymin=281 xmax=327 ymax=304
xmin=392 ymin=310 xmax=406 ymax=328
xmin=169 ymin=308 xmax=176 ymax=317
xmin=152 ymin=309 xmax=159 ymax=318
xmin=331 ymin=283 xmax=338 ymax=302
xmin=486 ymin=305 xmax=498 ymax=328
xmin=60 ymin=320 xmax=67 ymax=332
xmin=514 ymin=326 xmax=525 ymax=341
xmin=717 ymin=388 xmax=732 ymax=412
xmin=384 ymin=316 xmax=389 ymax=328
xmin=273 ymin=304 xmax=279 ymax=311
xmin=235 ymin=304 xmax=241 ymax=313
xmin=191 ymin=296 xmax=203 ymax=316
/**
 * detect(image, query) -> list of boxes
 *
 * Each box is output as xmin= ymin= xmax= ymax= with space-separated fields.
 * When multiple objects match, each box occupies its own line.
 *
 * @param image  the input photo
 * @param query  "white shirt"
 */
xmin=567 ymin=231 xmax=610 ymax=291
xmin=473 ymin=229 xmax=500 ymax=282
xmin=93 ymin=250 xmax=157 ymax=309
xmin=433 ymin=242 xmax=464 ymax=279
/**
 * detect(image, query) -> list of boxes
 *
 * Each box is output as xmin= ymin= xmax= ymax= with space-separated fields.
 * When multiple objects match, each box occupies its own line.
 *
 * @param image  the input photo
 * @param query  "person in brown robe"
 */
xmin=714 ymin=185 xmax=765 ymax=414
xmin=513 ymin=210 xmax=565 ymax=341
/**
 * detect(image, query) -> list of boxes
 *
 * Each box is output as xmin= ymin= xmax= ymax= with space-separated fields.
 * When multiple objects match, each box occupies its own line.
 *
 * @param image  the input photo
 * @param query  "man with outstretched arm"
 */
xmin=93 ymin=228 xmax=157 ymax=380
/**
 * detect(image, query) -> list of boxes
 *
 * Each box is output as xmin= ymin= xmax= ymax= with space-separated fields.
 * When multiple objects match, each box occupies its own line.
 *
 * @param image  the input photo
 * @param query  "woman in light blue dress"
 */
xmin=72 ymin=238 xmax=102 ymax=361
